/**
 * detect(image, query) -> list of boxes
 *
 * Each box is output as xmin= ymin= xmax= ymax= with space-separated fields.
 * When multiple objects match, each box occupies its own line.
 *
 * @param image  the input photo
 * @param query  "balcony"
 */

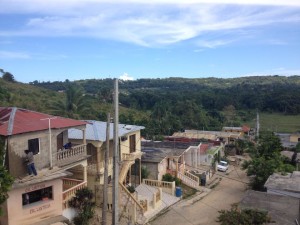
xmin=122 ymin=152 xmax=143 ymax=161
xmin=62 ymin=178 xmax=87 ymax=209
xmin=53 ymin=144 xmax=87 ymax=167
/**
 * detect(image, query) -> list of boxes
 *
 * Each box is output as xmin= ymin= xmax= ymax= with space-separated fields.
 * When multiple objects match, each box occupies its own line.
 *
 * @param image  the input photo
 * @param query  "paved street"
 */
xmin=148 ymin=165 xmax=249 ymax=225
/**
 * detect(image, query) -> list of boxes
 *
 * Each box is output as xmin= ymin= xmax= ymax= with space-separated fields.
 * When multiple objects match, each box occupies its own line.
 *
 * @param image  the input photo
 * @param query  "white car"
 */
xmin=217 ymin=161 xmax=229 ymax=172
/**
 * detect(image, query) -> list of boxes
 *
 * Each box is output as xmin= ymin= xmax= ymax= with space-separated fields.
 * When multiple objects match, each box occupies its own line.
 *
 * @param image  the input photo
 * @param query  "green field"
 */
xmin=246 ymin=113 xmax=300 ymax=133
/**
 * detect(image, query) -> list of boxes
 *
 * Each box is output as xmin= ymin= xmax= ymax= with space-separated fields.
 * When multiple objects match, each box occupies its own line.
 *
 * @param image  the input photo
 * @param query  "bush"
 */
xmin=217 ymin=204 xmax=271 ymax=225
xmin=68 ymin=187 xmax=95 ymax=225
xmin=162 ymin=173 xmax=181 ymax=186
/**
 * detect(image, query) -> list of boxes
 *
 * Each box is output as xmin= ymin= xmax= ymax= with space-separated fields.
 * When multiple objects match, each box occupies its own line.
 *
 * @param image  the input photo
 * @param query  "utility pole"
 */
xmin=256 ymin=110 xmax=260 ymax=142
xmin=41 ymin=117 xmax=57 ymax=169
xmin=102 ymin=113 xmax=110 ymax=225
xmin=112 ymin=79 xmax=119 ymax=225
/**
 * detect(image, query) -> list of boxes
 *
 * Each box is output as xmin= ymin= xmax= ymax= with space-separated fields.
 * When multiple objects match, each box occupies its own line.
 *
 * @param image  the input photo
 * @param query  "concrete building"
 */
xmin=264 ymin=171 xmax=300 ymax=198
xmin=240 ymin=190 xmax=299 ymax=225
xmin=0 ymin=107 xmax=88 ymax=225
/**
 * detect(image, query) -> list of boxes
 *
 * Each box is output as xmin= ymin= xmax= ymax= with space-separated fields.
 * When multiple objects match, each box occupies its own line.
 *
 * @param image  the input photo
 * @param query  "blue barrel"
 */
xmin=175 ymin=187 xmax=182 ymax=197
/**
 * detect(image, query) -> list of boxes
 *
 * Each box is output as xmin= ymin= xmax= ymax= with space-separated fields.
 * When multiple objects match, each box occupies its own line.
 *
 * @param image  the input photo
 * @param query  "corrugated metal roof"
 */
xmin=0 ymin=107 xmax=87 ymax=136
xmin=68 ymin=120 xmax=144 ymax=142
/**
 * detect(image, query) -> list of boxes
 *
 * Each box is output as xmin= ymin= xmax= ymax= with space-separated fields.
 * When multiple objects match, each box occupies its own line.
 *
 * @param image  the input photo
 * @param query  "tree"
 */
xmin=68 ymin=187 xmax=95 ymax=225
xmin=2 ymin=72 xmax=15 ymax=82
xmin=242 ymin=132 xmax=294 ymax=191
xmin=0 ymin=137 xmax=14 ymax=216
xmin=50 ymin=85 xmax=89 ymax=119
xmin=217 ymin=204 xmax=271 ymax=225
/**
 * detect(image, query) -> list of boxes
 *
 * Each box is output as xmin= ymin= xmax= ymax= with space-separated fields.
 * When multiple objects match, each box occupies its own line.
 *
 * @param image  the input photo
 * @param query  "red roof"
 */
xmin=0 ymin=107 xmax=87 ymax=136
xmin=242 ymin=125 xmax=250 ymax=132
xmin=200 ymin=143 xmax=209 ymax=154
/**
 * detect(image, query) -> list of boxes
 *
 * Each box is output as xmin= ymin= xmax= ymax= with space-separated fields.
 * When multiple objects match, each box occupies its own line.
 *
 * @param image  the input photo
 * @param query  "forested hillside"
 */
xmin=1 ymin=75 xmax=300 ymax=139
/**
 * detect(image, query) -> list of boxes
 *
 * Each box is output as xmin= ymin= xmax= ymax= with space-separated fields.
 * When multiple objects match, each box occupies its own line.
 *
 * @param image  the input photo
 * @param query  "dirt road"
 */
xmin=148 ymin=165 xmax=249 ymax=225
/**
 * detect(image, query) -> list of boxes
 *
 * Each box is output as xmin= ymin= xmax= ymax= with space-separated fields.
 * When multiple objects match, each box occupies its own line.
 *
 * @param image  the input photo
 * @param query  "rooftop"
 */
xmin=264 ymin=171 xmax=300 ymax=193
xmin=68 ymin=120 xmax=144 ymax=142
xmin=240 ymin=190 xmax=298 ymax=225
xmin=0 ymin=107 xmax=87 ymax=136
xmin=142 ymin=147 xmax=188 ymax=163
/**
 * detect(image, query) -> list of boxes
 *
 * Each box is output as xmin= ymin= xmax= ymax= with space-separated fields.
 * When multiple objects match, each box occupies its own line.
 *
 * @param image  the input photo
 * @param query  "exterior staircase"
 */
xmin=177 ymin=170 xmax=202 ymax=191
xmin=136 ymin=184 xmax=180 ymax=221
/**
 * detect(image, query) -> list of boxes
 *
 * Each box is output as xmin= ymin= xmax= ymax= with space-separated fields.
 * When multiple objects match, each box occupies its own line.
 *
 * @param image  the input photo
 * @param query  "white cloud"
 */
xmin=119 ymin=72 xmax=135 ymax=81
xmin=0 ymin=1 xmax=299 ymax=48
xmin=0 ymin=51 xmax=30 ymax=59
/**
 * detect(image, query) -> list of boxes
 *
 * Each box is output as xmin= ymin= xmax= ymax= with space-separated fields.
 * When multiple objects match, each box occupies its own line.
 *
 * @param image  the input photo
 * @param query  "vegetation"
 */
xmin=68 ymin=187 xmax=95 ymax=225
xmin=217 ymin=204 xmax=271 ymax=225
xmin=0 ymin=137 xmax=14 ymax=216
xmin=162 ymin=173 xmax=181 ymax=186
xmin=242 ymin=131 xmax=295 ymax=191
xmin=1 ymin=74 xmax=300 ymax=138
xmin=141 ymin=166 xmax=150 ymax=180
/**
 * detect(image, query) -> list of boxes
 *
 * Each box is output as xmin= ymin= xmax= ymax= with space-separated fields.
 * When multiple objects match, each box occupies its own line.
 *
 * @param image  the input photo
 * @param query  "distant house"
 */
xmin=172 ymin=129 xmax=242 ymax=144
xmin=290 ymin=133 xmax=300 ymax=143
xmin=0 ymin=107 xmax=88 ymax=225
xmin=222 ymin=125 xmax=250 ymax=135
xmin=264 ymin=171 xmax=300 ymax=198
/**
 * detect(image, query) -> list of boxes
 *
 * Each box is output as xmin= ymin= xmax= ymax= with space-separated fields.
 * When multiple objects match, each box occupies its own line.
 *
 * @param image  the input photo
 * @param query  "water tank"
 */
xmin=175 ymin=187 xmax=182 ymax=197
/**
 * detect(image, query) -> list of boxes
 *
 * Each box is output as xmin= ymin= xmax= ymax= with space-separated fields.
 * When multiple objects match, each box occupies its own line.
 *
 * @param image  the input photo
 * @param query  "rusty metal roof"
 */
xmin=0 ymin=107 xmax=87 ymax=136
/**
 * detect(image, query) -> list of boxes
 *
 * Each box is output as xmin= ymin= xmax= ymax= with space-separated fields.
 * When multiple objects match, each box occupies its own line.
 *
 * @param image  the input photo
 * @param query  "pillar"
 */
xmin=83 ymin=166 xmax=87 ymax=182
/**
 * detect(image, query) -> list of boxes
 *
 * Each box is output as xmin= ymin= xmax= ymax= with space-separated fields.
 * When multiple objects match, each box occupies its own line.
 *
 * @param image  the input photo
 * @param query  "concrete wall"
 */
xmin=290 ymin=134 xmax=300 ymax=143
xmin=1 ymin=179 xmax=63 ymax=225
xmin=7 ymin=128 xmax=69 ymax=177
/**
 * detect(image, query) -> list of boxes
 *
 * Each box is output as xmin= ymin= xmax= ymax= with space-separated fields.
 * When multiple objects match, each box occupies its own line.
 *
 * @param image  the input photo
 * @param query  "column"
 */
xmin=83 ymin=165 xmax=87 ymax=182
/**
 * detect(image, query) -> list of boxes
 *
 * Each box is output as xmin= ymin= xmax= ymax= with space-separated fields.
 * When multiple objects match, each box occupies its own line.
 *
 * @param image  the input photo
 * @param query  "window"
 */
xmin=22 ymin=186 xmax=53 ymax=206
xmin=129 ymin=135 xmax=136 ymax=153
xmin=28 ymin=138 xmax=40 ymax=155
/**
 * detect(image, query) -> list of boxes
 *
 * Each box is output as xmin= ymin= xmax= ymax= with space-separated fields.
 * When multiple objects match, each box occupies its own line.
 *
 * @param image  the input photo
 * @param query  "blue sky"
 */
xmin=0 ymin=0 xmax=300 ymax=83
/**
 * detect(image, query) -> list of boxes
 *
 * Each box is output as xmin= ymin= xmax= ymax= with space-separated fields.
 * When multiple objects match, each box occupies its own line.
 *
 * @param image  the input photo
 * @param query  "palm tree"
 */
xmin=50 ymin=85 xmax=89 ymax=119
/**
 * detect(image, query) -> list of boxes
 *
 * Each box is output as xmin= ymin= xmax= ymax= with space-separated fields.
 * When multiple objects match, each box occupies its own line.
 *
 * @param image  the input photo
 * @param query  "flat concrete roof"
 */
xmin=142 ymin=147 xmax=187 ymax=163
xmin=264 ymin=171 xmax=300 ymax=193
xmin=13 ymin=167 xmax=72 ymax=189
xmin=240 ymin=190 xmax=299 ymax=225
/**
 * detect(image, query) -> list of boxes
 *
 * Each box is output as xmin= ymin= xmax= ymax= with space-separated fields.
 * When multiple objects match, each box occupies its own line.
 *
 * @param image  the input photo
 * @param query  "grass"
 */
xmin=246 ymin=112 xmax=300 ymax=133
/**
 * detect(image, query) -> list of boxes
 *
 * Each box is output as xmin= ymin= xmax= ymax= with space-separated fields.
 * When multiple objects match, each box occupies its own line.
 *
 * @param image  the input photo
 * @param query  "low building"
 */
xmin=0 ymin=107 xmax=88 ymax=225
xmin=264 ymin=171 xmax=300 ymax=198
xmin=240 ymin=190 xmax=299 ymax=225
xmin=290 ymin=133 xmax=300 ymax=143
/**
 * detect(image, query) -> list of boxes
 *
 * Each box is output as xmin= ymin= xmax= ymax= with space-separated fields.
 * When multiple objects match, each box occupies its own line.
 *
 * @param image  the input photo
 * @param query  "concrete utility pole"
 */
xmin=102 ymin=113 xmax=110 ymax=225
xmin=41 ymin=117 xmax=57 ymax=169
xmin=256 ymin=110 xmax=260 ymax=142
xmin=112 ymin=79 xmax=119 ymax=225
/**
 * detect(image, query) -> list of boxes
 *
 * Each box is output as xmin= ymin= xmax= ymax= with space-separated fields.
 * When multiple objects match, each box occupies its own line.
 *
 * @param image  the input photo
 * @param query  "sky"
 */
xmin=0 ymin=0 xmax=300 ymax=83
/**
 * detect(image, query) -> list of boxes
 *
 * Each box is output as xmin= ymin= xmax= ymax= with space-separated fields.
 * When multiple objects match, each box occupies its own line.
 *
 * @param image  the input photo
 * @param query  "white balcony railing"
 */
xmin=122 ymin=152 xmax=143 ymax=161
xmin=53 ymin=144 xmax=87 ymax=167
xmin=143 ymin=179 xmax=176 ymax=196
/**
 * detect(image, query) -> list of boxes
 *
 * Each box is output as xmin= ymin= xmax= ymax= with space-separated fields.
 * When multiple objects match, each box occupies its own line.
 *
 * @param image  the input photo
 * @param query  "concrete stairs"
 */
xmin=136 ymin=184 xmax=180 ymax=222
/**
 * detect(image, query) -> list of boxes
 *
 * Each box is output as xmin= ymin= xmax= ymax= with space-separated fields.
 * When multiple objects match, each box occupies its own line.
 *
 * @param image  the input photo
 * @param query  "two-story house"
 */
xmin=0 ymin=107 xmax=89 ymax=225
